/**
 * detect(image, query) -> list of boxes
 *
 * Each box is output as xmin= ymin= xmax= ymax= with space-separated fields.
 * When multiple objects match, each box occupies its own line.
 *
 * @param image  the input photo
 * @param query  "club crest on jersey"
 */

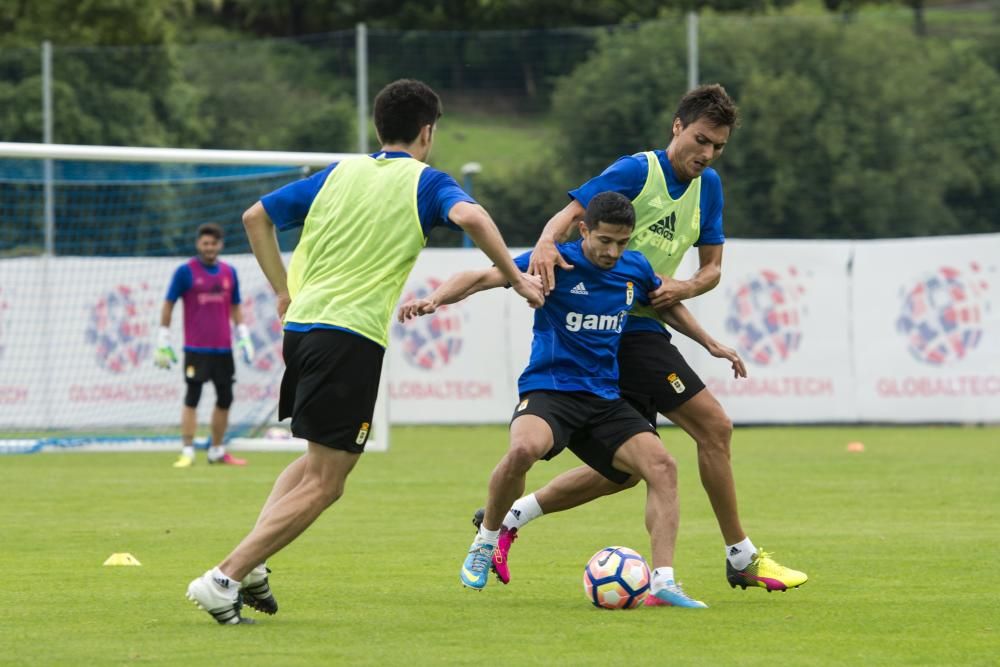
xmin=355 ymin=422 xmax=370 ymax=445
xmin=667 ymin=372 xmax=685 ymax=394
xmin=626 ymin=282 xmax=634 ymax=306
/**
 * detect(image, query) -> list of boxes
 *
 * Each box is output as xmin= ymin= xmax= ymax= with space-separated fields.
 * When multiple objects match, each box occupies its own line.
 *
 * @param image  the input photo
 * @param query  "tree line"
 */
xmin=0 ymin=0 xmax=996 ymax=249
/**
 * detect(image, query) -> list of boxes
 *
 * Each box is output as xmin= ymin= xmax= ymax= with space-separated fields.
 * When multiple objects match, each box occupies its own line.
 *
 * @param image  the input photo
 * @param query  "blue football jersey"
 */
xmin=513 ymin=239 xmax=660 ymax=399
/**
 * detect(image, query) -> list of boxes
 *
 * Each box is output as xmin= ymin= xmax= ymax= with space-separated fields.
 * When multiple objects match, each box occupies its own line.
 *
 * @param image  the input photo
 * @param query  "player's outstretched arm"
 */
xmin=242 ymin=201 xmax=290 ymax=318
xmin=529 ymin=200 xmax=585 ymax=295
xmin=655 ymin=301 xmax=747 ymax=379
xmin=448 ymin=202 xmax=543 ymax=309
xmin=397 ymin=267 xmax=510 ymax=323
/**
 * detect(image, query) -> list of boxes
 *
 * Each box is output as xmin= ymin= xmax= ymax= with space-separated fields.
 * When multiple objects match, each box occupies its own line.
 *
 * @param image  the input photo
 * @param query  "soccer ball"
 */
xmin=583 ymin=546 xmax=650 ymax=609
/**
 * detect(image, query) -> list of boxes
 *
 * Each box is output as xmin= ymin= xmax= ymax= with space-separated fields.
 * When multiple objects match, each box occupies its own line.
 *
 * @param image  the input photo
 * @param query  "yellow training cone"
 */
xmin=103 ymin=553 xmax=142 ymax=566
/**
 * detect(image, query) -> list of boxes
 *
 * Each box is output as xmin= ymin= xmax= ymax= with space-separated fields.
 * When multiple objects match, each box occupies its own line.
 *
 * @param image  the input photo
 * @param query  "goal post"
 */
xmin=0 ymin=141 xmax=391 ymax=454
xmin=0 ymin=142 xmax=356 ymax=167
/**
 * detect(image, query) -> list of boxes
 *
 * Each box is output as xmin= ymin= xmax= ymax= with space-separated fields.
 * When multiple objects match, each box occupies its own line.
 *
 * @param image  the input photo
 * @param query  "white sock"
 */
xmin=650 ymin=567 xmax=676 ymax=593
xmin=181 ymin=445 xmax=194 ymax=459
xmin=726 ymin=537 xmax=757 ymax=570
xmin=477 ymin=525 xmax=500 ymax=545
xmin=504 ymin=493 xmax=543 ymax=530
xmin=210 ymin=566 xmax=239 ymax=596
xmin=208 ymin=445 xmax=225 ymax=461
xmin=244 ymin=562 xmax=267 ymax=584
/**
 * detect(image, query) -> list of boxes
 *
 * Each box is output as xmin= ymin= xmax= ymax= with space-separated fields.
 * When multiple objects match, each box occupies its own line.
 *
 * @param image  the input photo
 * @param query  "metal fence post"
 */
xmin=356 ymin=23 xmax=369 ymax=153
xmin=42 ymin=40 xmax=54 ymax=256
xmin=41 ymin=40 xmax=55 ymax=428
xmin=461 ymin=163 xmax=482 ymax=248
xmin=687 ymin=11 xmax=699 ymax=90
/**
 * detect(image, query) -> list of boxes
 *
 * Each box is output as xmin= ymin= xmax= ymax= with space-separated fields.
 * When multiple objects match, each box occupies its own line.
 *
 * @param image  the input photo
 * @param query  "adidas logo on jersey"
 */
xmin=570 ymin=282 xmax=589 ymax=295
xmin=565 ymin=311 xmax=627 ymax=333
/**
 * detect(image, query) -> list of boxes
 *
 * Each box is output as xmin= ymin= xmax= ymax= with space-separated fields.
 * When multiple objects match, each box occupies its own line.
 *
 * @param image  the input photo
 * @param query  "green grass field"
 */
xmin=2 ymin=425 xmax=997 ymax=666
xmin=428 ymin=111 xmax=554 ymax=179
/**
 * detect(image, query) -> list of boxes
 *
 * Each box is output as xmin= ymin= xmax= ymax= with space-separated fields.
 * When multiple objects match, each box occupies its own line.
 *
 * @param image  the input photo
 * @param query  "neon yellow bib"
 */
xmin=626 ymin=151 xmax=701 ymax=324
xmin=286 ymin=155 xmax=427 ymax=346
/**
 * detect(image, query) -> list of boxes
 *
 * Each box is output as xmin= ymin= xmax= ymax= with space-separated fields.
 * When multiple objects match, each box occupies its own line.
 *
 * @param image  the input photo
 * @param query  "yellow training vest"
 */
xmin=625 ymin=151 xmax=702 ymax=324
xmin=285 ymin=154 xmax=427 ymax=347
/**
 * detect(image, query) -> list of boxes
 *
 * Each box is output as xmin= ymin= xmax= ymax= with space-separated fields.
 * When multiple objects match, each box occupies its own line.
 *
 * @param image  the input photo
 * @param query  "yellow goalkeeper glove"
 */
xmin=154 ymin=326 xmax=177 ymax=369
xmin=236 ymin=324 xmax=255 ymax=365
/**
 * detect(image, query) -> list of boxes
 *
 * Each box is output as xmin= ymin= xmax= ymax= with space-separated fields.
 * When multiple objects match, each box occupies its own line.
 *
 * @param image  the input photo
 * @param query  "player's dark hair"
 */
xmin=584 ymin=192 xmax=635 ymax=230
xmin=373 ymin=79 xmax=443 ymax=145
xmin=197 ymin=222 xmax=223 ymax=240
xmin=674 ymin=83 xmax=740 ymax=131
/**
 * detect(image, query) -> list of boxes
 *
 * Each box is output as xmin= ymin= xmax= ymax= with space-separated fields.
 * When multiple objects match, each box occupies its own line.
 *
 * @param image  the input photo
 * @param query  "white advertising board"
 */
xmin=387 ymin=249 xmax=520 ymax=423
xmin=1 ymin=234 xmax=997 ymax=431
xmin=852 ymin=234 xmax=1000 ymax=422
xmin=0 ymin=255 xmax=284 ymax=429
xmin=684 ymin=240 xmax=857 ymax=423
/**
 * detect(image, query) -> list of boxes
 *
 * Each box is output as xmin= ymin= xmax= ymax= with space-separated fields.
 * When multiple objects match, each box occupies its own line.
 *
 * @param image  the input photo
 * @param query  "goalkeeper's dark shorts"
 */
xmin=279 ymin=328 xmax=384 ymax=454
xmin=182 ymin=351 xmax=235 ymax=409
xmin=183 ymin=351 xmax=235 ymax=387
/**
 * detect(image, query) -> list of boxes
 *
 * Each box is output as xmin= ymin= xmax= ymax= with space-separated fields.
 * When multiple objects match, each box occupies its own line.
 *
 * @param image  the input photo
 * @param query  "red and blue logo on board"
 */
xmin=392 ymin=278 xmax=464 ymax=371
xmin=725 ymin=267 xmax=807 ymax=367
xmin=896 ymin=263 xmax=990 ymax=366
xmin=84 ymin=283 xmax=156 ymax=374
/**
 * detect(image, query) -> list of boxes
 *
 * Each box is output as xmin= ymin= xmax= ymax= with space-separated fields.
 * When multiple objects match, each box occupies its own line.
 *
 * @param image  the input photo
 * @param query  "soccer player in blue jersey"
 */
xmin=184 ymin=79 xmax=544 ymax=624
xmin=399 ymin=192 xmax=715 ymax=608
xmin=156 ymin=223 xmax=255 ymax=468
xmin=504 ymin=84 xmax=808 ymax=593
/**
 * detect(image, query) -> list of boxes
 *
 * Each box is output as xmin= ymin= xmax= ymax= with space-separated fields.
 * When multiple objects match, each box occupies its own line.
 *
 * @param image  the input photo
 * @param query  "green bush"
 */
xmin=549 ymin=15 xmax=1000 ymax=239
xmin=176 ymin=38 xmax=355 ymax=151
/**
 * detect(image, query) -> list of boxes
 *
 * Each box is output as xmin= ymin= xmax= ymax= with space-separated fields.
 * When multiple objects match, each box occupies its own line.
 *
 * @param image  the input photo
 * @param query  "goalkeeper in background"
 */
xmin=155 ymin=222 xmax=255 ymax=467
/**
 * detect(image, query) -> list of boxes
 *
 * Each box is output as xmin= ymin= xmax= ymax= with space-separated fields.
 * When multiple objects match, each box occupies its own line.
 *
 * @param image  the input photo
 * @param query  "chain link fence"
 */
xmin=1 ymin=9 xmax=998 ymax=252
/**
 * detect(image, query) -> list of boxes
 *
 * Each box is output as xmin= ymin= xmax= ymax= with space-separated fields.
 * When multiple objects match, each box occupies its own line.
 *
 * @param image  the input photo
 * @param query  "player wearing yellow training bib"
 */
xmin=183 ymin=79 xmax=544 ymax=626
xmin=481 ymin=84 xmax=808 ymax=597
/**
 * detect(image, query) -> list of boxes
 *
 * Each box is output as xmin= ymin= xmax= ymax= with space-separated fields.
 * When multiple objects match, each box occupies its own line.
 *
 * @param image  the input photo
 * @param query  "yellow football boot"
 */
xmin=727 ymin=550 xmax=808 ymax=591
xmin=172 ymin=454 xmax=194 ymax=468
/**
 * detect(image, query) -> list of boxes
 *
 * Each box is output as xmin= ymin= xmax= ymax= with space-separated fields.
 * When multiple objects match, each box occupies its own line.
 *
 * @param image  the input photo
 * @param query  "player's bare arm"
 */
xmin=529 ymin=199 xmax=585 ymax=294
xmin=654 ymin=300 xmax=746 ymax=379
xmin=649 ymin=244 xmax=723 ymax=309
xmin=242 ymin=201 xmax=291 ymax=318
xmin=397 ymin=267 xmax=513 ymax=322
xmin=230 ymin=303 xmax=244 ymax=326
xmin=160 ymin=300 xmax=174 ymax=328
xmin=449 ymin=201 xmax=544 ymax=309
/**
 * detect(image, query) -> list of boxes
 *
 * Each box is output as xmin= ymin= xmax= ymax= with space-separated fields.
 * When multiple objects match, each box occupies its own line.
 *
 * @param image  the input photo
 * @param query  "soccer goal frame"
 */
xmin=0 ymin=141 xmax=391 ymax=454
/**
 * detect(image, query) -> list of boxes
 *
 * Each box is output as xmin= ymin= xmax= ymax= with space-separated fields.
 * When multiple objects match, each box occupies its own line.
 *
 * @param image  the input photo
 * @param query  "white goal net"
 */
xmin=0 ymin=142 xmax=390 ymax=454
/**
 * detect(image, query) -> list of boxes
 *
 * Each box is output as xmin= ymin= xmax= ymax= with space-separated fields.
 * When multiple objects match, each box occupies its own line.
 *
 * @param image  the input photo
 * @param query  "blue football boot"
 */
xmin=460 ymin=539 xmax=495 ymax=590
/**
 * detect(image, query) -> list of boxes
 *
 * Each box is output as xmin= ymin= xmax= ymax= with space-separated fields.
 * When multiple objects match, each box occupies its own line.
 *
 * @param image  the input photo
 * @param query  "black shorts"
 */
xmin=183 ymin=351 xmax=235 ymax=388
xmin=512 ymin=391 xmax=657 ymax=484
xmin=617 ymin=331 xmax=706 ymax=422
xmin=279 ymin=328 xmax=385 ymax=453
